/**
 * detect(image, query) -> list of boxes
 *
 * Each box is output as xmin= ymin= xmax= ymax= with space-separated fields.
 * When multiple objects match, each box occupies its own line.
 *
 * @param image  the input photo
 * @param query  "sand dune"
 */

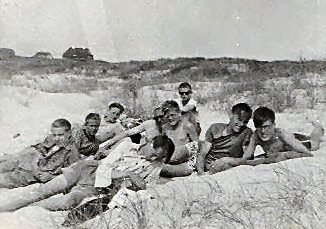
xmin=0 ymin=85 xmax=325 ymax=228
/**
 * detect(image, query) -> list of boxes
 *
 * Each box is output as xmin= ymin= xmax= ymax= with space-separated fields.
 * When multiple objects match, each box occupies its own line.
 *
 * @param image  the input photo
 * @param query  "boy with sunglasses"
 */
xmin=175 ymin=82 xmax=201 ymax=135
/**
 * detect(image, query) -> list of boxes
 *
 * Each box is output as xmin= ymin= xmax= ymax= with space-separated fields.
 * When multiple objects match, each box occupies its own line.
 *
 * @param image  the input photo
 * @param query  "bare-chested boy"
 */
xmin=247 ymin=106 xmax=324 ymax=163
xmin=100 ymin=106 xmax=164 ymax=151
xmin=160 ymin=100 xmax=199 ymax=177
xmin=96 ymin=102 xmax=125 ymax=144
xmin=0 ymin=119 xmax=80 ymax=188
xmin=175 ymin=82 xmax=201 ymax=135
xmin=197 ymin=103 xmax=253 ymax=175
xmin=204 ymin=106 xmax=324 ymax=173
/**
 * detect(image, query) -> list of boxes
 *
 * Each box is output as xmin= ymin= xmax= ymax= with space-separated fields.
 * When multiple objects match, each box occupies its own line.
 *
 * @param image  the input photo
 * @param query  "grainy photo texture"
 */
xmin=0 ymin=1 xmax=325 ymax=228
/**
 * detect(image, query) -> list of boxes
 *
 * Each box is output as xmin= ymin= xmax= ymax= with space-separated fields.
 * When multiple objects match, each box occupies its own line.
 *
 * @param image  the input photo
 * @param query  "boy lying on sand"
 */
xmin=0 ymin=119 xmax=80 ymax=188
xmin=96 ymin=102 xmax=125 ymax=144
xmin=197 ymin=103 xmax=253 ymax=175
xmin=62 ymin=135 xmax=175 ymax=226
xmin=159 ymin=100 xmax=200 ymax=178
xmin=97 ymin=106 xmax=165 ymax=155
xmin=0 ymin=113 xmax=102 ymax=211
xmin=0 ymin=135 xmax=174 ymax=223
xmin=203 ymin=106 xmax=324 ymax=173
xmin=34 ymin=113 xmax=102 ymax=210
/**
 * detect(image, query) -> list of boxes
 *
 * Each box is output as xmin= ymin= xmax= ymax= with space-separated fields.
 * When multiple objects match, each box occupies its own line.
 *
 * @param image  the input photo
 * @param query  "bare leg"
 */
xmin=35 ymin=186 xmax=95 ymax=211
xmin=0 ymin=163 xmax=82 ymax=212
xmin=160 ymin=162 xmax=193 ymax=178
xmin=168 ymin=145 xmax=191 ymax=164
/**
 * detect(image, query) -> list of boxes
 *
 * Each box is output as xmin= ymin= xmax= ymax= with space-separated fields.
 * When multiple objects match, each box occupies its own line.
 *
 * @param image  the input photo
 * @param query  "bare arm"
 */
xmin=103 ymin=124 xmax=146 ymax=149
xmin=280 ymin=130 xmax=312 ymax=156
xmin=181 ymin=104 xmax=196 ymax=113
xmin=205 ymin=126 xmax=214 ymax=143
xmin=196 ymin=141 xmax=211 ymax=175
xmin=242 ymin=131 xmax=256 ymax=160
xmin=185 ymin=123 xmax=199 ymax=142
xmin=96 ymin=131 xmax=116 ymax=144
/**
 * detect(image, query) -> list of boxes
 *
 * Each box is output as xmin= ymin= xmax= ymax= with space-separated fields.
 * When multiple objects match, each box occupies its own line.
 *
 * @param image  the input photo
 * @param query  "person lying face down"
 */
xmin=0 ymin=118 xmax=80 ymax=188
xmin=61 ymin=135 xmax=175 ymax=226
xmin=96 ymin=102 xmax=125 ymax=144
xmin=196 ymin=103 xmax=253 ymax=175
xmin=73 ymin=113 xmax=101 ymax=157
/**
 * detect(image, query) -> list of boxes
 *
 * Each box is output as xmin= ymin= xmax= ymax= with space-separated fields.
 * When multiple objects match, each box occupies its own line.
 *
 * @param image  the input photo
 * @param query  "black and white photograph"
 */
xmin=0 ymin=0 xmax=325 ymax=228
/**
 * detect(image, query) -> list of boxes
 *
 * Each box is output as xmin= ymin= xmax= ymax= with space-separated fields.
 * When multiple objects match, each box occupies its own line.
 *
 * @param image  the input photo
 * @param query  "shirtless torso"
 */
xmin=162 ymin=117 xmax=198 ymax=164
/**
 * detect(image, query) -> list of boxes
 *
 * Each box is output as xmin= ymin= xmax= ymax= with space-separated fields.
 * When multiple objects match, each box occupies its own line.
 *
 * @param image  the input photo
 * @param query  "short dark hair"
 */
xmin=161 ymin=100 xmax=180 ymax=115
xmin=108 ymin=102 xmax=124 ymax=114
xmin=152 ymin=135 xmax=175 ymax=162
xmin=153 ymin=106 xmax=164 ymax=118
xmin=231 ymin=103 xmax=252 ymax=122
xmin=253 ymin=107 xmax=275 ymax=128
xmin=85 ymin=113 xmax=101 ymax=123
xmin=51 ymin=118 xmax=71 ymax=131
xmin=178 ymin=82 xmax=192 ymax=91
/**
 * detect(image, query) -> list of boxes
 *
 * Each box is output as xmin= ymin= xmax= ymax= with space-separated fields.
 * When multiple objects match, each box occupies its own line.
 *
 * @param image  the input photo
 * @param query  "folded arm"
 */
xmin=196 ymin=141 xmax=211 ymax=175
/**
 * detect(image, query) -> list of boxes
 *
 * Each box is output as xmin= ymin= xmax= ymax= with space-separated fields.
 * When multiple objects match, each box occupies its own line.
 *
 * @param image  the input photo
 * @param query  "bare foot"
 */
xmin=310 ymin=121 xmax=324 ymax=151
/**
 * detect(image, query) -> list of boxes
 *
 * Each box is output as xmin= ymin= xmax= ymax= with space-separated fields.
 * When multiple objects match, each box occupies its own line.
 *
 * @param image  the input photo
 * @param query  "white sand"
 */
xmin=0 ymin=85 xmax=325 ymax=229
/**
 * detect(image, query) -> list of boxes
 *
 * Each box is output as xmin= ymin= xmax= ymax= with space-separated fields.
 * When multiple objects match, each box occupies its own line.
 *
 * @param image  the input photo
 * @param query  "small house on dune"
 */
xmin=62 ymin=47 xmax=94 ymax=61
xmin=33 ymin=52 xmax=54 ymax=59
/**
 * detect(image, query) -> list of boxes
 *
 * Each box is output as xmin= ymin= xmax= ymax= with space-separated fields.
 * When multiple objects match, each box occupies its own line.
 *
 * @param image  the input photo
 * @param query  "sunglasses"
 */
xmin=179 ymin=91 xmax=191 ymax=95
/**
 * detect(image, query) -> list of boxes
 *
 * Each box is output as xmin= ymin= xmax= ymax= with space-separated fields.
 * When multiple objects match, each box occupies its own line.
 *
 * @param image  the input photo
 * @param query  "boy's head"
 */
xmin=105 ymin=102 xmax=124 ymax=123
xmin=84 ymin=113 xmax=101 ymax=136
xmin=178 ymin=82 xmax=192 ymax=102
xmin=51 ymin=118 xmax=72 ymax=146
xmin=162 ymin=100 xmax=181 ymax=126
xmin=229 ymin=103 xmax=252 ymax=133
xmin=145 ymin=135 xmax=175 ymax=162
xmin=253 ymin=107 xmax=276 ymax=141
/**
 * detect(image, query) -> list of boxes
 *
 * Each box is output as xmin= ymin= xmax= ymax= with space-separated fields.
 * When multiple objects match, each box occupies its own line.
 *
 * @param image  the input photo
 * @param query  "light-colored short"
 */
xmin=185 ymin=141 xmax=199 ymax=170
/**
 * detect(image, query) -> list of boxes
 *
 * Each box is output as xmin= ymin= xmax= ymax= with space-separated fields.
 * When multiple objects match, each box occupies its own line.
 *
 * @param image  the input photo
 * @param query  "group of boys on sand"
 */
xmin=0 ymin=82 xmax=324 ymax=226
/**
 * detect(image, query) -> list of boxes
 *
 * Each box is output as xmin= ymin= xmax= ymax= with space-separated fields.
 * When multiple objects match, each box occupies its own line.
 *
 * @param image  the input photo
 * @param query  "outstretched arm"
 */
xmin=96 ymin=131 xmax=116 ymax=144
xmin=102 ymin=124 xmax=146 ymax=149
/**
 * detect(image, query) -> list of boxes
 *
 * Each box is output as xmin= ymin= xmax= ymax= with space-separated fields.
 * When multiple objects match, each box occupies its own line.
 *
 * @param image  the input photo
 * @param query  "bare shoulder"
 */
xmin=183 ymin=119 xmax=197 ymax=130
xmin=207 ymin=123 xmax=227 ymax=132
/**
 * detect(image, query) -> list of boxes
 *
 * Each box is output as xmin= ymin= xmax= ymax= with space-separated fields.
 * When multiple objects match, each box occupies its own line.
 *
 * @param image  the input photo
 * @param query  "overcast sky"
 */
xmin=0 ymin=0 xmax=325 ymax=62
